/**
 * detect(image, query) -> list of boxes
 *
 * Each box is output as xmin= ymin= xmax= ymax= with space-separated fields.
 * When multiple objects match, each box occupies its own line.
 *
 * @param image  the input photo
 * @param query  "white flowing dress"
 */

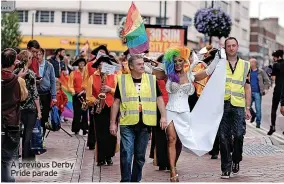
xmin=165 ymin=59 xmax=227 ymax=156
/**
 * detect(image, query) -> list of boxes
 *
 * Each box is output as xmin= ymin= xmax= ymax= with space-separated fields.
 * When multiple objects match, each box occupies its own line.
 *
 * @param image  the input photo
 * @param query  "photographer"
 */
xmin=13 ymin=50 xmax=41 ymax=162
xmin=2 ymin=48 xmax=28 ymax=182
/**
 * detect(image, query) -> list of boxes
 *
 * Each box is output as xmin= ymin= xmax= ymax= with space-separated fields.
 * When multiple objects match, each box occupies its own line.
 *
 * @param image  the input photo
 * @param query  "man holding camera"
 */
xmin=2 ymin=48 xmax=28 ymax=182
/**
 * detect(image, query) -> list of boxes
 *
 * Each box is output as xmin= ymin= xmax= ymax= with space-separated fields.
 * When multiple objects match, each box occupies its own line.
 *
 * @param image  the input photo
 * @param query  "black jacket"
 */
xmin=49 ymin=56 xmax=66 ymax=78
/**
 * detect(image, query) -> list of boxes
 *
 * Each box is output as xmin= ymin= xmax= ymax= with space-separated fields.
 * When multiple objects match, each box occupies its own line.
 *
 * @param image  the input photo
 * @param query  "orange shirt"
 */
xmin=68 ymin=69 xmax=85 ymax=94
xmin=86 ymin=70 xmax=117 ymax=107
xmin=193 ymin=63 xmax=209 ymax=97
xmin=82 ymin=61 xmax=97 ymax=90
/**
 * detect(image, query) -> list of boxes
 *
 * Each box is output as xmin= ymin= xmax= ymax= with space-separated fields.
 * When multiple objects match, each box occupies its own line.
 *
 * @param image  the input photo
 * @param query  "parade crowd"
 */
xmin=2 ymin=37 xmax=284 ymax=182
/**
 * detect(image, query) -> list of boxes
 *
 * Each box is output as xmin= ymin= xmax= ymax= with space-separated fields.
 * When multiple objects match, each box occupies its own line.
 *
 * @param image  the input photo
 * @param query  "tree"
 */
xmin=1 ymin=12 xmax=22 ymax=50
xmin=194 ymin=8 xmax=232 ymax=45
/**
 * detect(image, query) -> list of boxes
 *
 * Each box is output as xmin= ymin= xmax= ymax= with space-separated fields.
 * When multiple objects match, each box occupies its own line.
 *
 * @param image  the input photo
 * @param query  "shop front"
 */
xmin=19 ymin=36 xmax=127 ymax=57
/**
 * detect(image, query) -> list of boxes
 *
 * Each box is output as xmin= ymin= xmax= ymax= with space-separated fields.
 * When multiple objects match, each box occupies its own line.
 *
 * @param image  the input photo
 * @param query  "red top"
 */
xmin=157 ymin=80 xmax=169 ymax=105
xmin=92 ymin=74 xmax=115 ymax=107
xmin=29 ymin=57 xmax=40 ymax=77
xmin=73 ymin=70 xmax=84 ymax=93
xmin=56 ymin=90 xmax=68 ymax=112
xmin=87 ymin=61 xmax=96 ymax=77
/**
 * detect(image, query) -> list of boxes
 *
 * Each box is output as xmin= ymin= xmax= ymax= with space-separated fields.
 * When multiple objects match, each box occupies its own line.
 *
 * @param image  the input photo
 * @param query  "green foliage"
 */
xmin=1 ymin=12 xmax=22 ymax=50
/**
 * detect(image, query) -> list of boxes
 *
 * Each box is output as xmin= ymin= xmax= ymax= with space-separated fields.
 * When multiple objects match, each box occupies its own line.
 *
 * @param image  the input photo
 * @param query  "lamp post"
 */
xmin=159 ymin=1 xmax=162 ymax=25
xmin=76 ymin=0 xmax=82 ymax=56
xmin=164 ymin=1 xmax=167 ymax=25
xmin=31 ymin=10 xmax=36 ymax=40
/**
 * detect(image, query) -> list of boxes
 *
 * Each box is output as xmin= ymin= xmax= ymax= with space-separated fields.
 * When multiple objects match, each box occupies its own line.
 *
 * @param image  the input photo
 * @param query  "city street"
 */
xmin=16 ymin=91 xmax=284 ymax=182
xmin=252 ymin=87 xmax=284 ymax=136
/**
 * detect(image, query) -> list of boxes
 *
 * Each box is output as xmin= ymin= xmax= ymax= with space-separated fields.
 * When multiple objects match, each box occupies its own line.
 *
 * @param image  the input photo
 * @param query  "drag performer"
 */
xmin=83 ymin=45 xmax=109 ymax=150
xmin=68 ymin=57 xmax=88 ymax=135
xmin=86 ymin=55 xmax=117 ymax=166
xmin=145 ymin=46 xmax=227 ymax=181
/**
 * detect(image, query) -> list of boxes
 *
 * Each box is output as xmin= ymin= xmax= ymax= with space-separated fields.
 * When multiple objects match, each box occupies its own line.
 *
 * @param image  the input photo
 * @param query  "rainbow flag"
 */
xmin=123 ymin=2 xmax=149 ymax=55
xmin=59 ymin=73 xmax=74 ymax=119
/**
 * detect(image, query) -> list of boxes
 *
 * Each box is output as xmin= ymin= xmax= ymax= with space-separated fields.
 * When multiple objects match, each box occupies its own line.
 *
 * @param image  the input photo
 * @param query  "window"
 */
xmin=235 ymin=2 xmax=240 ymax=22
xmin=156 ymin=17 xmax=168 ymax=25
xmin=242 ymin=29 xmax=247 ymax=40
xmin=17 ymin=10 xmax=28 ymax=22
xmin=88 ymin=13 xmax=107 ymax=25
xmin=183 ymin=15 xmax=192 ymax=27
xmin=202 ymin=1 xmax=212 ymax=8
xmin=142 ymin=16 xmax=151 ymax=24
xmin=114 ymin=14 xmax=126 ymax=25
xmin=62 ymin=11 xmax=80 ymax=24
xmin=35 ymin=11 xmax=54 ymax=23
xmin=242 ymin=6 xmax=249 ymax=18
xmin=220 ymin=1 xmax=229 ymax=14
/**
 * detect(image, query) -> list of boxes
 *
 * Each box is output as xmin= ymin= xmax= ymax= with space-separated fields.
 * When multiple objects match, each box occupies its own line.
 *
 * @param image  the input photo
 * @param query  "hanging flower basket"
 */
xmin=194 ymin=8 xmax=232 ymax=39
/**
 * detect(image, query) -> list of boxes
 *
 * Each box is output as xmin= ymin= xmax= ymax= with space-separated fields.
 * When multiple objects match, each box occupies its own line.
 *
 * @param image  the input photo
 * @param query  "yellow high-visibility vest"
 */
xmin=224 ymin=58 xmax=250 ymax=107
xmin=117 ymin=73 xmax=157 ymax=126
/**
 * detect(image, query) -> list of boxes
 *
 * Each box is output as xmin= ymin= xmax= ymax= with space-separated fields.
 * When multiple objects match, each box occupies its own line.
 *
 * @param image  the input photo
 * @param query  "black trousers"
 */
xmin=188 ymin=90 xmax=199 ymax=112
xmin=72 ymin=94 xmax=88 ymax=133
xmin=219 ymin=101 xmax=245 ymax=172
xmin=271 ymin=90 xmax=281 ymax=126
xmin=87 ymin=107 xmax=96 ymax=148
xmin=39 ymin=93 xmax=51 ymax=137
xmin=155 ymin=110 xmax=169 ymax=168
xmin=21 ymin=109 xmax=37 ymax=161
xmin=94 ymin=106 xmax=117 ymax=162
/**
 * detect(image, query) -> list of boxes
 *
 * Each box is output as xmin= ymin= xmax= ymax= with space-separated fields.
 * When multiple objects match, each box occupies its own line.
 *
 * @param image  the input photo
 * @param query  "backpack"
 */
xmin=45 ymin=106 xmax=61 ymax=131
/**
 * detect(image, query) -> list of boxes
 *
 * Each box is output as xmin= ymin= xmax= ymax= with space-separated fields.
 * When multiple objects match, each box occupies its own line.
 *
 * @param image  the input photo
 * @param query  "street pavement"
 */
xmin=251 ymin=88 xmax=284 ymax=136
xmin=16 ymin=92 xmax=284 ymax=182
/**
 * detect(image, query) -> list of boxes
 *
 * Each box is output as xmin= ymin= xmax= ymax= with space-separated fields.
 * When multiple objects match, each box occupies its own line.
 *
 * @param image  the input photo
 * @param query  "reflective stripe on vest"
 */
xmin=226 ymin=61 xmax=249 ymax=87
xmin=120 ymin=74 xmax=156 ymax=102
xmin=121 ymin=110 xmax=156 ymax=116
xmin=225 ymin=59 xmax=250 ymax=107
xmin=225 ymin=90 xmax=244 ymax=98
xmin=118 ymin=73 xmax=157 ymax=126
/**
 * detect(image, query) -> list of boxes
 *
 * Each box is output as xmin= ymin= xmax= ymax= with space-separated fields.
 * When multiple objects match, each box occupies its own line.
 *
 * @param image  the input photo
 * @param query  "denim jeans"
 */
xmin=250 ymin=92 xmax=262 ymax=126
xmin=1 ymin=126 xmax=20 ymax=182
xmin=120 ymin=124 xmax=150 ymax=182
xmin=219 ymin=101 xmax=245 ymax=172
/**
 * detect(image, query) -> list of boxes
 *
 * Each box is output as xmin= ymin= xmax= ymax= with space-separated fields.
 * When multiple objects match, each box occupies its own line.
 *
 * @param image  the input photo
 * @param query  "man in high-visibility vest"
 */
xmin=109 ymin=55 xmax=167 ymax=182
xmin=219 ymin=37 xmax=252 ymax=179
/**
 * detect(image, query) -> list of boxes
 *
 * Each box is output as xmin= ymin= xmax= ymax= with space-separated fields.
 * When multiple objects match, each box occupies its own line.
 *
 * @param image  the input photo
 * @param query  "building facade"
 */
xmin=15 ymin=1 xmax=250 ymax=57
xmin=249 ymin=18 xmax=284 ymax=67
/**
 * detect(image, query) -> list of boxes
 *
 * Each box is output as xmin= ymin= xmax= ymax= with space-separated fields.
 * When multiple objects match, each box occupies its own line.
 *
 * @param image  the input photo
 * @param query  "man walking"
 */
xmin=219 ymin=37 xmax=251 ymax=179
xmin=110 ymin=55 xmax=167 ymax=182
xmin=249 ymin=58 xmax=271 ymax=128
xmin=1 ymin=48 xmax=28 ymax=182
xmin=49 ymin=48 xmax=66 ymax=78
xmin=267 ymin=50 xmax=284 ymax=135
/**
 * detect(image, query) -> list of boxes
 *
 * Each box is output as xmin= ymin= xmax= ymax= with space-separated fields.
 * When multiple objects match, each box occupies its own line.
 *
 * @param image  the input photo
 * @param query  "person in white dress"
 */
xmin=145 ymin=46 xmax=227 ymax=182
